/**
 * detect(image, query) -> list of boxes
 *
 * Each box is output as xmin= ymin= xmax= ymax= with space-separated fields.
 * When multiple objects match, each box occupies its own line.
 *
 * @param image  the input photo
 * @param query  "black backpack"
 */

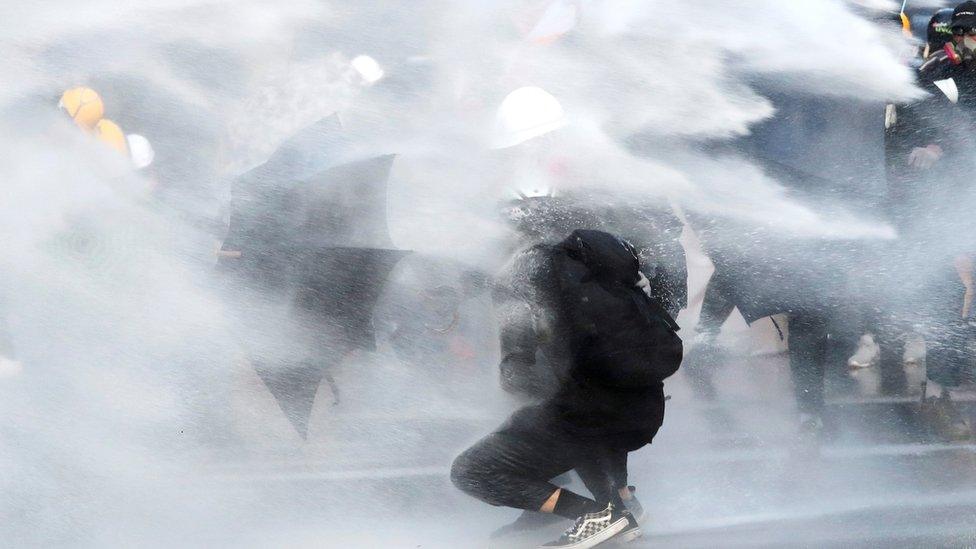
xmin=549 ymin=229 xmax=683 ymax=388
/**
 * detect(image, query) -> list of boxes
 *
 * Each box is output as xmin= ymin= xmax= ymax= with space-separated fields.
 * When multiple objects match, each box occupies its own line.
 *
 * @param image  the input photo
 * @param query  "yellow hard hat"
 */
xmin=93 ymin=119 xmax=129 ymax=155
xmin=59 ymin=87 xmax=104 ymax=130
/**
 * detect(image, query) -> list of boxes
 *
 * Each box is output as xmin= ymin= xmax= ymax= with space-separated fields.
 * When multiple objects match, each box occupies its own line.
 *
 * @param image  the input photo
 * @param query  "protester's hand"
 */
xmin=908 ymin=144 xmax=944 ymax=169
xmin=635 ymin=272 xmax=653 ymax=298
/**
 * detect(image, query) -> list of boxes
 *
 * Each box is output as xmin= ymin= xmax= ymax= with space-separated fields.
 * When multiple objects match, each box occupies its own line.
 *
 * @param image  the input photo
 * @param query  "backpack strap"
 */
xmin=629 ymin=286 xmax=680 ymax=333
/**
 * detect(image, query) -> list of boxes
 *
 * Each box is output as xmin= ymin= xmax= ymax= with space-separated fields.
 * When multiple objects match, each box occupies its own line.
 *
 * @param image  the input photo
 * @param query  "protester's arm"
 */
xmin=907 ymin=143 xmax=944 ymax=169
xmin=631 ymin=208 xmax=688 ymax=317
xmin=902 ymin=66 xmax=976 ymax=170
xmin=635 ymin=245 xmax=687 ymax=318
xmin=497 ymin=300 xmax=540 ymax=394
xmin=493 ymin=246 xmax=550 ymax=396
xmin=901 ymin=96 xmax=948 ymax=169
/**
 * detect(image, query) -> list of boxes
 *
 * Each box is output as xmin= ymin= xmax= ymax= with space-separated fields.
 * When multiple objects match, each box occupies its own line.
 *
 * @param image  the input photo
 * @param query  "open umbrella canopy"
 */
xmin=220 ymin=114 xmax=404 ymax=291
xmin=219 ymin=116 xmax=409 ymax=438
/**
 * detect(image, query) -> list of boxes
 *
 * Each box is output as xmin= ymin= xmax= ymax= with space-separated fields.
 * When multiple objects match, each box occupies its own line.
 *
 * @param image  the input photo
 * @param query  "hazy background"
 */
xmin=5 ymin=1 xmax=974 ymax=547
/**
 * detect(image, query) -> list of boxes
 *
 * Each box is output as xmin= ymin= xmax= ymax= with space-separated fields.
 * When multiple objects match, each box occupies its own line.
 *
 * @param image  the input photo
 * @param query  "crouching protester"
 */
xmin=451 ymin=230 xmax=682 ymax=548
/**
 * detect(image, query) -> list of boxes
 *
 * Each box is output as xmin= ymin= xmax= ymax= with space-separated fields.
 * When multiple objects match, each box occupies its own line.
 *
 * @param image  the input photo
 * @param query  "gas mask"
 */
xmin=945 ymin=34 xmax=976 ymax=64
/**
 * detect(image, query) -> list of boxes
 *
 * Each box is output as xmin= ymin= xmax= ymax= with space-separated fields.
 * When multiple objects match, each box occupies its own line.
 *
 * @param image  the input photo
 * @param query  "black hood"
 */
xmin=558 ymin=229 xmax=639 ymax=286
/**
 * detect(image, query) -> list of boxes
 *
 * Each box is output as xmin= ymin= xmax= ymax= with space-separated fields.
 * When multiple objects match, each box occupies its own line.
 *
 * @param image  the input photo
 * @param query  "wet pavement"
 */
xmin=200 ymin=344 xmax=976 ymax=548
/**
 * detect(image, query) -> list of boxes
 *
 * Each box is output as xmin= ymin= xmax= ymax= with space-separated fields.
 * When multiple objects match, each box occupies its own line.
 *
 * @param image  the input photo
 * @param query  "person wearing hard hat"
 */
xmin=492 ymin=86 xmax=568 ymax=150
xmin=94 ymin=120 xmax=157 ymax=172
xmin=452 ymin=228 xmax=683 ymax=549
xmin=878 ymin=1 xmax=976 ymax=439
xmin=93 ymin=118 xmax=128 ymax=155
xmin=924 ymin=8 xmax=957 ymax=59
xmin=125 ymin=134 xmax=156 ymax=171
xmin=869 ymin=6 xmax=957 ymax=383
xmin=494 ymin=86 xmax=686 ymax=315
xmin=450 ymin=86 xmax=684 ymax=547
xmin=493 ymin=87 xmax=583 ymax=252
xmin=59 ymin=86 xmax=156 ymax=172
xmin=59 ymin=86 xmax=104 ymax=131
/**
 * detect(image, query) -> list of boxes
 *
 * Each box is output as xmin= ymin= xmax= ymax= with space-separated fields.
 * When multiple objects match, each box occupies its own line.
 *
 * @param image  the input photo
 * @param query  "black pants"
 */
xmin=915 ymin=269 xmax=972 ymax=388
xmin=787 ymin=312 xmax=859 ymax=417
xmin=787 ymin=314 xmax=829 ymax=416
xmin=451 ymin=411 xmax=632 ymax=511
xmin=871 ymin=263 xmax=972 ymax=389
xmin=681 ymin=269 xmax=737 ymax=403
xmin=697 ymin=268 xmax=737 ymax=336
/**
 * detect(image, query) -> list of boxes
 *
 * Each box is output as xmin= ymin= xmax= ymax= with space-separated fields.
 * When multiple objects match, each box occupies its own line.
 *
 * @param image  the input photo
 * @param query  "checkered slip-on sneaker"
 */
xmin=539 ymin=503 xmax=638 ymax=548
xmin=615 ymin=513 xmax=642 ymax=544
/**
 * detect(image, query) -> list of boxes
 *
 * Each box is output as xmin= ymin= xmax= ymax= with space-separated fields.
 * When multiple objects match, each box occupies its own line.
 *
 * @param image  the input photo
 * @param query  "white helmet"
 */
xmin=492 ymin=86 xmax=567 ymax=149
xmin=351 ymin=55 xmax=385 ymax=85
xmin=126 ymin=134 xmax=155 ymax=170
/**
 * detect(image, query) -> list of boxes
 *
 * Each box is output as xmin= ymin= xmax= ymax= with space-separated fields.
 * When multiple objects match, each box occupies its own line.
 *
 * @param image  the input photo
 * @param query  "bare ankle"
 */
xmin=540 ymin=488 xmax=561 ymax=513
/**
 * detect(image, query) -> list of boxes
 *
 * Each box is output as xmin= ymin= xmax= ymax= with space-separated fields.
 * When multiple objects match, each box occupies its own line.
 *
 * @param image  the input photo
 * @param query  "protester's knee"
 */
xmin=451 ymin=447 xmax=486 ymax=495
xmin=449 ymin=451 xmax=468 ymax=490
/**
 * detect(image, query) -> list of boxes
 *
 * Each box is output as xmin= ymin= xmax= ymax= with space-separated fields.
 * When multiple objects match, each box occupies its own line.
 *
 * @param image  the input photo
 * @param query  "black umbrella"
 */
xmin=220 ymin=117 xmax=409 ymax=438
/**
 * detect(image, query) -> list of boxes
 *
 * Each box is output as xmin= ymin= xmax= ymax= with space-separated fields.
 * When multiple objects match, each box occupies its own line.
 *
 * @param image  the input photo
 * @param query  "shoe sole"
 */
xmin=614 ymin=527 xmax=643 ymax=544
xmin=537 ymin=517 xmax=629 ymax=549
xmin=627 ymin=508 xmax=645 ymax=523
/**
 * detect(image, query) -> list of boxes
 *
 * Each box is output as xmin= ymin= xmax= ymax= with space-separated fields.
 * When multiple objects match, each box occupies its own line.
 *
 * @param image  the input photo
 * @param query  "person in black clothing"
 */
xmin=876 ymin=6 xmax=960 ymax=398
xmin=881 ymin=2 xmax=976 ymax=436
xmin=600 ymin=201 xmax=687 ymax=319
xmin=452 ymin=230 xmax=682 ymax=549
xmin=496 ymin=192 xmax=687 ymax=399
xmin=685 ymin=85 xmax=884 ymax=437
xmin=485 ymin=191 xmax=686 ymax=541
xmin=923 ymin=7 xmax=956 ymax=60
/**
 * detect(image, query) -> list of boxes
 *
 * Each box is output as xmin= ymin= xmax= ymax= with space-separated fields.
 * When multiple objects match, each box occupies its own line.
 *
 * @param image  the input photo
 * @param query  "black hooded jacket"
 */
xmin=496 ymin=230 xmax=681 ymax=448
xmin=886 ymin=49 xmax=976 ymax=251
